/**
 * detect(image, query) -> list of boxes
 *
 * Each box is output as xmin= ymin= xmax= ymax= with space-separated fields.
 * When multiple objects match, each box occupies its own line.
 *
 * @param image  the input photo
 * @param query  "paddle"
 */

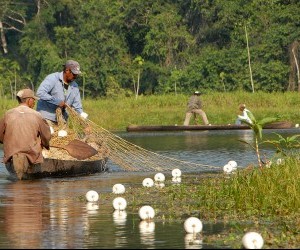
xmin=51 ymin=139 xmax=98 ymax=160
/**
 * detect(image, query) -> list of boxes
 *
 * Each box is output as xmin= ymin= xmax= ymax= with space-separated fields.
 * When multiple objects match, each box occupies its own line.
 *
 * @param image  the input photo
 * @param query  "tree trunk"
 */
xmin=14 ymin=68 xmax=17 ymax=99
xmin=0 ymin=21 xmax=8 ymax=54
xmin=245 ymin=26 xmax=254 ymax=93
xmin=288 ymin=41 xmax=299 ymax=91
xmin=292 ymin=46 xmax=300 ymax=92
xmin=135 ymin=69 xmax=140 ymax=100
xmin=10 ymin=81 xmax=13 ymax=100
xmin=255 ymin=136 xmax=262 ymax=169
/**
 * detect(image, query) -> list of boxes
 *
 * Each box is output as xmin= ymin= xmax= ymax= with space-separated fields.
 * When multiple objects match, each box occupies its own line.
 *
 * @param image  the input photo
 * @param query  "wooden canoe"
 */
xmin=5 ymin=157 xmax=108 ymax=180
xmin=127 ymin=121 xmax=295 ymax=132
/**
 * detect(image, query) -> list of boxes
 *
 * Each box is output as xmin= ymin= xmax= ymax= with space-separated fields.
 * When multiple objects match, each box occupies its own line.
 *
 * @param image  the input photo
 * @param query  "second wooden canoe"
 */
xmin=126 ymin=121 xmax=295 ymax=132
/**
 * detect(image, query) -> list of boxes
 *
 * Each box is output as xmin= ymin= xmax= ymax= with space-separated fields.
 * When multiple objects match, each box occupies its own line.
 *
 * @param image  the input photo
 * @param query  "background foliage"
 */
xmin=0 ymin=91 xmax=299 ymax=131
xmin=0 ymin=0 xmax=300 ymax=98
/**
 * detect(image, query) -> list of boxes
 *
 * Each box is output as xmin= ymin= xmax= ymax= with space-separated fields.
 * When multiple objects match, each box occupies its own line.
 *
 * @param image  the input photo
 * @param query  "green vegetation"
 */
xmin=237 ymin=111 xmax=279 ymax=168
xmin=1 ymin=1 xmax=300 ymax=97
xmin=98 ymin=158 xmax=300 ymax=248
xmin=77 ymin=91 xmax=300 ymax=131
xmin=107 ymin=161 xmax=299 ymax=221
xmin=1 ymin=91 xmax=300 ymax=131
xmin=263 ymin=133 xmax=300 ymax=157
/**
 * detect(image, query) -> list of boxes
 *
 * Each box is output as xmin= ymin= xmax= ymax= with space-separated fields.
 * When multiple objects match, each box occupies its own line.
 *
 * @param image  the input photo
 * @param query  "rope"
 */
xmin=66 ymin=106 xmax=220 ymax=172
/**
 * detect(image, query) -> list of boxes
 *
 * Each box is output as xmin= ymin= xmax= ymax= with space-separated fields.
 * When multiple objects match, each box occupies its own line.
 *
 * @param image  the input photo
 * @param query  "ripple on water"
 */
xmin=0 ymin=130 xmax=290 ymax=249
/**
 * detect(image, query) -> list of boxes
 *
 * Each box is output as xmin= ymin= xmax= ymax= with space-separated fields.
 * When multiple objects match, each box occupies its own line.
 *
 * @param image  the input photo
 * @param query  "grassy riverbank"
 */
xmin=98 ymin=157 xmax=300 ymax=248
xmin=1 ymin=91 xmax=300 ymax=131
xmin=83 ymin=91 xmax=300 ymax=131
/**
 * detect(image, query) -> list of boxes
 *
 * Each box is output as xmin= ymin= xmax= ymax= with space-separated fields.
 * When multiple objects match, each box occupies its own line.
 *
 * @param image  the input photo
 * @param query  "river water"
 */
xmin=0 ymin=129 xmax=298 ymax=249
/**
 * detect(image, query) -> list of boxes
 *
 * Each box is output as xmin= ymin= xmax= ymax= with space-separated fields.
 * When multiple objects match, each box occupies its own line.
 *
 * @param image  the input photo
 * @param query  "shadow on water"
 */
xmin=0 ymin=129 xmax=298 ymax=248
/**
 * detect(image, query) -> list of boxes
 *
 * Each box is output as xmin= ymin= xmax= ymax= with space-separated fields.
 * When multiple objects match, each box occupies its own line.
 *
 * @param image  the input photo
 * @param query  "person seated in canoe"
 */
xmin=0 ymin=88 xmax=51 ymax=180
xmin=183 ymin=91 xmax=210 ymax=126
xmin=235 ymin=103 xmax=253 ymax=125
xmin=36 ymin=59 xmax=88 ymax=127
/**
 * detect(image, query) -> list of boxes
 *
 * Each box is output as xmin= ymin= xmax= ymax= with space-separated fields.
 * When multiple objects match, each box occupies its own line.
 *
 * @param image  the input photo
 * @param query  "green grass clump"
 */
xmin=145 ymin=158 xmax=299 ymax=221
xmin=210 ymin=158 xmax=299 ymax=217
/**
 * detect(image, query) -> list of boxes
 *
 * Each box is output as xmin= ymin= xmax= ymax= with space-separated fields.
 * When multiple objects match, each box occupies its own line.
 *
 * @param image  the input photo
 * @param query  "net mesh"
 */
xmin=66 ymin=106 xmax=220 ymax=172
xmin=42 ymin=108 xmax=110 ymax=161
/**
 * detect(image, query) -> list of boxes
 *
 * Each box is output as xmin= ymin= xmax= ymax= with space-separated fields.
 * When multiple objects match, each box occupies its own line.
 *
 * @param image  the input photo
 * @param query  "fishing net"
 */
xmin=42 ymin=109 xmax=109 ymax=161
xmin=65 ymin=106 xmax=220 ymax=172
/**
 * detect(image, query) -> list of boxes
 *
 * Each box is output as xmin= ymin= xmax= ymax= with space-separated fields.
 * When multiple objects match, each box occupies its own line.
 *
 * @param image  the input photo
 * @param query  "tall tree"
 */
xmin=143 ymin=4 xmax=195 ymax=68
xmin=0 ymin=0 xmax=31 ymax=54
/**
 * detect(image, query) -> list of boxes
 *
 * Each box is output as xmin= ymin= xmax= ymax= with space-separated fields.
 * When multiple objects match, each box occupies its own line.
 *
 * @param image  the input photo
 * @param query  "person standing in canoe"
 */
xmin=183 ymin=91 xmax=210 ymax=126
xmin=235 ymin=103 xmax=253 ymax=125
xmin=0 ymin=89 xmax=51 ymax=180
xmin=36 ymin=59 xmax=88 ymax=126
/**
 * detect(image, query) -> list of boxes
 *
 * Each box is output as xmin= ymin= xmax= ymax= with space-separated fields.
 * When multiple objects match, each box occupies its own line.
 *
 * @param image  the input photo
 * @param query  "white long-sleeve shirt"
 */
xmin=236 ymin=108 xmax=252 ymax=124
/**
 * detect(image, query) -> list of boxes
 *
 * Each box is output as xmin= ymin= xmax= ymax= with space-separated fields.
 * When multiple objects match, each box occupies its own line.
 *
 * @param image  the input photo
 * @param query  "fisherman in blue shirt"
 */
xmin=36 ymin=60 xmax=88 ymax=125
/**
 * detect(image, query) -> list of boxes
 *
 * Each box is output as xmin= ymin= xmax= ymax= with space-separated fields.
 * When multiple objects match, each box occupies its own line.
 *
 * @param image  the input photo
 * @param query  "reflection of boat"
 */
xmin=2 ymin=180 xmax=92 ymax=248
xmin=3 ymin=181 xmax=49 ymax=248
xmin=127 ymin=121 xmax=295 ymax=132
xmin=5 ymin=157 xmax=108 ymax=180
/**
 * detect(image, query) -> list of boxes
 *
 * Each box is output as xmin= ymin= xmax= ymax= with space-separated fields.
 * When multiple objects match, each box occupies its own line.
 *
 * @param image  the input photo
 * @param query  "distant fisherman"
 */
xmin=183 ymin=91 xmax=210 ymax=126
xmin=235 ymin=103 xmax=253 ymax=125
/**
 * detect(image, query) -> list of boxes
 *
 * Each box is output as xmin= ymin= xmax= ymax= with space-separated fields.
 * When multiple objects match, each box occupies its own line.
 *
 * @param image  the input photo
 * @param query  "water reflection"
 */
xmin=112 ymin=210 xmax=127 ymax=226
xmin=0 ymin=180 xmax=100 ymax=248
xmin=172 ymin=176 xmax=182 ymax=183
xmin=139 ymin=221 xmax=155 ymax=248
xmin=155 ymin=182 xmax=165 ymax=188
xmin=46 ymin=181 xmax=91 ymax=249
xmin=3 ymin=181 xmax=49 ymax=249
xmin=86 ymin=202 xmax=99 ymax=215
xmin=113 ymin=211 xmax=128 ymax=248
xmin=0 ymin=129 xmax=298 ymax=248
xmin=185 ymin=233 xmax=203 ymax=249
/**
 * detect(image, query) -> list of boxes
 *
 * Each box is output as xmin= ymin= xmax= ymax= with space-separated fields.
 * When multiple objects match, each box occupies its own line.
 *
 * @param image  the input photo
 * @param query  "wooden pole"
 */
xmin=245 ymin=26 xmax=254 ymax=93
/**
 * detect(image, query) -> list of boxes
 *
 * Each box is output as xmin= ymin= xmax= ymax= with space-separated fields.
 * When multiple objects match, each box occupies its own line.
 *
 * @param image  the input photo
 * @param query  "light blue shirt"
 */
xmin=36 ymin=72 xmax=83 ymax=122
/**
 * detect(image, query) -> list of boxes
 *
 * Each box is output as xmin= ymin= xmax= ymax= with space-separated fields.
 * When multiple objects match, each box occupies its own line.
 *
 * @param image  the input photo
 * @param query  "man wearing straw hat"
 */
xmin=183 ymin=91 xmax=210 ymax=126
xmin=36 ymin=59 xmax=88 ymax=125
xmin=0 ymin=88 xmax=51 ymax=179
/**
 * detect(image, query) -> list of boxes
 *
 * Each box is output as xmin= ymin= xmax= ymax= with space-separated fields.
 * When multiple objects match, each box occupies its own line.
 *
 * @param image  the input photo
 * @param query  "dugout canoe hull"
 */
xmin=5 ymin=157 xmax=108 ymax=180
xmin=127 ymin=121 xmax=295 ymax=132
